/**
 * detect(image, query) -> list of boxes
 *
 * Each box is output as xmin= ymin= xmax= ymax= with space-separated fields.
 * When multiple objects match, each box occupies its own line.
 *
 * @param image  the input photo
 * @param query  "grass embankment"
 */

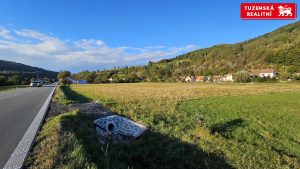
xmin=27 ymin=83 xmax=300 ymax=168
xmin=25 ymin=86 xmax=99 ymax=168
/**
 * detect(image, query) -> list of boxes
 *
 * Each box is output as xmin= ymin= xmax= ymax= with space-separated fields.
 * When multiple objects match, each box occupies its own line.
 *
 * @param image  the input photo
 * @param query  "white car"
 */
xmin=30 ymin=81 xmax=42 ymax=87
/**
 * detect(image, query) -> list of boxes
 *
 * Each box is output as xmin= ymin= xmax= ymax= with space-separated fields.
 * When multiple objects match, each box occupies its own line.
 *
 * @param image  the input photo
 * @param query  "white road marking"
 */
xmin=3 ymin=86 xmax=56 ymax=169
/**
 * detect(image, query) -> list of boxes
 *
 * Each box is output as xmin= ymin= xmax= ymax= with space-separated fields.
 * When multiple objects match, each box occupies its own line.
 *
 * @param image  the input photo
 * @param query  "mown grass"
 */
xmin=27 ymin=83 xmax=300 ymax=168
xmin=179 ymin=92 xmax=300 ymax=168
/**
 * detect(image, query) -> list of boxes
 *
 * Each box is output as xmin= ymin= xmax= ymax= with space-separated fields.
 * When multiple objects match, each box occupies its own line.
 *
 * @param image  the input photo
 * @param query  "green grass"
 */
xmin=55 ymin=111 xmax=230 ymax=169
xmin=25 ymin=110 xmax=99 ymax=168
xmin=27 ymin=86 xmax=231 ymax=169
xmin=178 ymin=92 xmax=300 ymax=168
xmin=54 ymin=86 xmax=91 ymax=105
xmin=26 ymin=84 xmax=300 ymax=169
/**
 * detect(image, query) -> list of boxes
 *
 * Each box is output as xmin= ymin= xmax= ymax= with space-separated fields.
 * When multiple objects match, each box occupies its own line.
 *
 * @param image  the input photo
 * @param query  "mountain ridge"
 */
xmin=0 ymin=60 xmax=58 ymax=85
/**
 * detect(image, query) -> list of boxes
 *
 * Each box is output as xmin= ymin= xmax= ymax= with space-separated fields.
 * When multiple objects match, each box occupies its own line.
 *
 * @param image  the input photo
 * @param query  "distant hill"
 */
xmin=74 ymin=21 xmax=300 ymax=82
xmin=0 ymin=60 xmax=58 ymax=80
xmin=164 ymin=21 xmax=300 ymax=76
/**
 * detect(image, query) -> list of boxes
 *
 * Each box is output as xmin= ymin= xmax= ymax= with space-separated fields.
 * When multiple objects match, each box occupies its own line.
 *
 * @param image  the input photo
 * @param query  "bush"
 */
xmin=279 ymin=72 xmax=292 ymax=80
xmin=251 ymin=77 xmax=277 ymax=83
xmin=21 ymin=80 xmax=29 ymax=85
xmin=60 ymin=77 xmax=71 ymax=86
xmin=0 ymin=76 xmax=7 ymax=86
xmin=234 ymin=72 xmax=250 ymax=83
xmin=6 ymin=75 xmax=21 ymax=85
xmin=57 ymin=71 xmax=71 ymax=80
xmin=294 ymin=75 xmax=300 ymax=81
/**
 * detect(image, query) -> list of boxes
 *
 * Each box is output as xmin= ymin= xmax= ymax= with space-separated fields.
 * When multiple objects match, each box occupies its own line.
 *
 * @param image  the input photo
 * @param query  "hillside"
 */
xmin=0 ymin=60 xmax=58 ymax=85
xmin=73 ymin=21 xmax=300 ymax=82
xmin=0 ymin=60 xmax=57 ymax=79
xmin=168 ymin=21 xmax=300 ymax=75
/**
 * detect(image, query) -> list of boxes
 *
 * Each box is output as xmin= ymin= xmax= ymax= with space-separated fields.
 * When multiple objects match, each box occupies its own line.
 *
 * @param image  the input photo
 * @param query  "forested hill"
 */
xmin=167 ymin=21 xmax=300 ymax=76
xmin=73 ymin=21 xmax=300 ymax=82
xmin=0 ymin=60 xmax=58 ymax=79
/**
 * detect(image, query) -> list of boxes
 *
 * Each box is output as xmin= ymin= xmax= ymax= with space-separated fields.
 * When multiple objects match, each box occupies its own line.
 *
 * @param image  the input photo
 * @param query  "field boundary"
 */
xmin=3 ymin=86 xmax=56 ymax=169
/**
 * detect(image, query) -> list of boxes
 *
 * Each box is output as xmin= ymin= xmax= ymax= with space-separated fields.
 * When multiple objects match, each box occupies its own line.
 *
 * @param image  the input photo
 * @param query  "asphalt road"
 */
xmin=0 ymin=86 xmax=54 ymax=168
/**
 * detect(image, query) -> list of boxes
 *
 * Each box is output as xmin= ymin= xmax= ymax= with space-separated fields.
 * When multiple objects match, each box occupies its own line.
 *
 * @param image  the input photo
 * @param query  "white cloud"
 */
xmin=0 ymin=28 xmax=14 ymax=40
xmin=75 ymin=39 xmax=106 ymax=49
xmin=0 ymin=27 xmax=198 ymax=72
xmin=15 ymin=29 xmax=54 ymax=41
xmin=2 ymin=29 xmax=68 ymax=57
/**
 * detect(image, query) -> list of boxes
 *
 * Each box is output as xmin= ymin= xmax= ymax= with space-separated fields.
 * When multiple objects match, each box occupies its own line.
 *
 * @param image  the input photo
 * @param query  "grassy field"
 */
xmin=26 ymin=83 xmax=300 ymax=168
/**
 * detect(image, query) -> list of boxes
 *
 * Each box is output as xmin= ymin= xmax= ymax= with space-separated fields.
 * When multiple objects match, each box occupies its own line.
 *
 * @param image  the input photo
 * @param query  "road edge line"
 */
xmin=3 ymin=86 xmax=56 ymax=169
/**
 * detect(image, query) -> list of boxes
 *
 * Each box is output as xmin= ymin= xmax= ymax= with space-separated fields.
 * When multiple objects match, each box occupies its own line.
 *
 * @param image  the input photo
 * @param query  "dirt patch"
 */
xmin=48 ymin=101 xmax=115 ymax=118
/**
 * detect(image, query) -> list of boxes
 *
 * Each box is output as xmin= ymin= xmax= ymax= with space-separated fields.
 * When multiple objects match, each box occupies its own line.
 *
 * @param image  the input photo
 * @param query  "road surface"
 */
xmin=0 ymin=86 xmax=54 ymax=168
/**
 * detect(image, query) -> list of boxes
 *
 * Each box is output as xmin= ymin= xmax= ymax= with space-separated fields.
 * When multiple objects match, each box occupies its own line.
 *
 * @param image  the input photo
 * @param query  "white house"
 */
xmin=259 ymin=69 xmax=277 ymax=78
xmin=222 ymin=74 xmax=233 ymax=82
xmin=76 ymin=79 xmax=87 ymax=84
xmin=62 ymin=77 xmax=87 ymax=84
xmin=108 ymin=77 xmax=114 ymax=82
xmin=185 ymin=76 xmax=195 ymax=83
xmin=206 ymin=76 xmax=212 ymax=82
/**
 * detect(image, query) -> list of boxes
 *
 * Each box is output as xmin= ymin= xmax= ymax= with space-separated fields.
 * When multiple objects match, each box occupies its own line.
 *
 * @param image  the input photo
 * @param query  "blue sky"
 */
xmin=0 ymin=0 xmax=298 ymax=72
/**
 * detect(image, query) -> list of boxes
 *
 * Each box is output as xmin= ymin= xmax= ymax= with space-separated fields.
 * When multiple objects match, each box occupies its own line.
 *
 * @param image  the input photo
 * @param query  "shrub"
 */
xmin=252 ymin=77 xmax=277 ymax=83
xmin=0 ymin=76 xmax=7 ymax=86
xmin=234 ymin=72 xmax=250 ymax=83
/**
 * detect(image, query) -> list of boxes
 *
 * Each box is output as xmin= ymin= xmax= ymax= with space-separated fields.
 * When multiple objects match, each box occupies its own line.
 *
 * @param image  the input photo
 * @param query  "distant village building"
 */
xmin=259 ymin=69 xmax=277 ymax=78
xmin=195 ymin=76 xmax=205 ymax=82
xmin=213 ymin=76 xmax=223 ymax=83
xmin=143 ymin=77 xmax=150 ymax=82
xmin=108 ymin=77 xmax=114 ymax=82
xmin=76 ymin=79 xmax=87 ymax=84
xmin=294 ymin=72 xmax=300 ymax=77
xmin=61 ymin=77 xmax=87 ymax=84
xmin=206 ymin=76 xmax=212 ymax=82
xmin=66 ymin=77 xmax=77 ymax=84
xmin=249 ymin=73 xmax=256 ymax=79
xmin=249 ymin=69 xmax=277 ymax=78
xmin=222 ymin=74 xmax=233 ymax=82
xmin=185 ymin=76 xmax=195 ymax=83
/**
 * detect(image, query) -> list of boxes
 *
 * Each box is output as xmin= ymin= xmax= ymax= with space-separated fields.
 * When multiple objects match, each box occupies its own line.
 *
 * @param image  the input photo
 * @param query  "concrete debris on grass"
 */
xmin=94 ymin=115 xmax=148 ymax=144
xmin=48 ymin=101 xmax=147 ymax=144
